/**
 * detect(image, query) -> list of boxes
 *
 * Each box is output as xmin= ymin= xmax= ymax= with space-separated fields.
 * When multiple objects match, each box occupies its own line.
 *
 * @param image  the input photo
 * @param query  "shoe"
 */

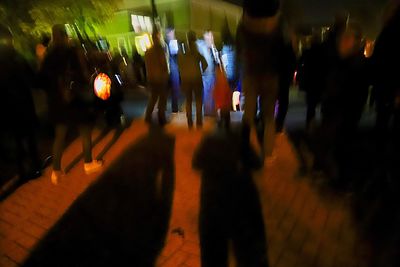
xmin=51 ymin=170 xmax=63 ymax=185
xmin=84 ymin=160 xmax=104 ymax=175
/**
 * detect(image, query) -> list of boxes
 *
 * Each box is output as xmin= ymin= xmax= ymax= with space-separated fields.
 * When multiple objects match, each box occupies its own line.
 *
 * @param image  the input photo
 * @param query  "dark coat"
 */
xmin=322 ymin=51 xmax=369 ymax=123
xmin=0 ymin=45 xmax=37 ymax=133
xmin=371 ymin=6 xmax=400 ymax=105
xmin=40 ymin=45 xmax=91 ymax=124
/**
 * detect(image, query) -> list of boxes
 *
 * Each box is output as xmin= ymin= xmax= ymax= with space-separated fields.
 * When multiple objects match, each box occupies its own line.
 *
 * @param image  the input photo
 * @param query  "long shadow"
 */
xmin=193 ymin=128 xmax=269 ymax=267
xmin=23 ymin=126 xmax=176 ymax=267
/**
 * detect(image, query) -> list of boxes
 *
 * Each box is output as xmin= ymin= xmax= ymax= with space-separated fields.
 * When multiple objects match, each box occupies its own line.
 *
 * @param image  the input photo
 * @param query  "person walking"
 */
xmin=197 ymin=30 xmax=219 ymax=116
xmin=40 ymin=24 xmax=102 ymax=185
xmin=178 ymin=31 xmax=208 ymax=129
xmin=166 ymin=28 xmax=181 ymax=113
xmin=316 ymin=23 xmax=368 ymax=183
xmin=237 ymin=0 xmax=285 ymax=163
xmin=144 ymin=30 xmax=170 ymax=126
xmin=371 ymin=2 xmax=400 ymax=139
xmin=0 ymin=24 xmax=42 ymax=181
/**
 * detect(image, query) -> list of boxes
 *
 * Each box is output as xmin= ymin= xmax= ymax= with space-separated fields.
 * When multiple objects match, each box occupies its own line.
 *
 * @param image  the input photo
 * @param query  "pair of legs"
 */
xmin=14 ymin=129 xmax=41 ymax=179
xmin=182 ymin=82 xmax=203 ymax=128
xmin=170 ymin=68 xmax=181 ymax=113
xmin=242 ymin=74 xmax=279 ymax=159
xmin=145 ymin=83 xmax=169 ymax=125
xmin=306 ymin=92 xmax=321 ymax=130
xmin=202 ymin=75 xmax=216 ymax=116
xmin=52 ymin=123 xmax=93 ymax=172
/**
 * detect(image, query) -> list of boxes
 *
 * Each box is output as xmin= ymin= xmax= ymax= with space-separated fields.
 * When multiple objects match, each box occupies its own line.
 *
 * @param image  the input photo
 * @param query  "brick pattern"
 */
xmin=1 ymin=116 xmax=369 ymax=267
xmin=0 ymin=121 xmax=149 ymax=266
xmin=156 ymin=128 xmax=370 ymax=267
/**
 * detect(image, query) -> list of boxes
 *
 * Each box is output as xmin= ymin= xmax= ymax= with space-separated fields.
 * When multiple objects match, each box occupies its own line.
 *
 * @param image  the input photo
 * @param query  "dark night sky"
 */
xmin=224 ymin=0 xmax=391 ymax=37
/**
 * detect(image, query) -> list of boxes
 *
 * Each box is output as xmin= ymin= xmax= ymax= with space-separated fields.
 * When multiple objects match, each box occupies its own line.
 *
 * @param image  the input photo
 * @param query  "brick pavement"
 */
xmin=0 ymin=114 xmax=370 ymax=267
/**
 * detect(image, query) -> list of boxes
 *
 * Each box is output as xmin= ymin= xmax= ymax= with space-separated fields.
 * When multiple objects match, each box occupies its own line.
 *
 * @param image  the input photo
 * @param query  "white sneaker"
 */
xmin=84 ymin=160 xmax=104 ymax=175
xmin=51 ymin=171 xmax=63 ymax=185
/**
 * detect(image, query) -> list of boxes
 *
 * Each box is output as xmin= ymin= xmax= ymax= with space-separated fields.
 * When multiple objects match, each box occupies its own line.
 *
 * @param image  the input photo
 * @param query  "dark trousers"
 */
xmin=376 ymin=103 xmax=400 ymax=137
xmin=14 ymin=129 xmax=41 ymax=179
xmin=145 ymin=83 xmax=169 ymax=125
xmin=182 ymin=82 xmax=203 ymax=127
xmin=170 ymin=70 xmax=181 ymax=113
xmin=306 ymin=92 xmax=321 ymax=129
xmin=53 ymin=124 xmax=92 ymax=171
xmin=276 ymin=83 xmax=290 ymax=132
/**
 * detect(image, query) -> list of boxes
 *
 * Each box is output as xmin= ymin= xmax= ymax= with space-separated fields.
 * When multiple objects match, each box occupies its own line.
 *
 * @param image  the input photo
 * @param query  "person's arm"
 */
xmin=198 ymin=53 xmax=208 ymax=73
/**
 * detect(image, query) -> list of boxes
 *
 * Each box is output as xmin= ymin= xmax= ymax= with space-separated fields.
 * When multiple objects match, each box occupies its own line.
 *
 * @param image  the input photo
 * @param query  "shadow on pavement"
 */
xmin=193 ymin=128 xmax=269 ymax=267
xmin=23 ymin=126 xmax=176 ymax=267
xmin=288 ymin=124 xmax=400 ymax=267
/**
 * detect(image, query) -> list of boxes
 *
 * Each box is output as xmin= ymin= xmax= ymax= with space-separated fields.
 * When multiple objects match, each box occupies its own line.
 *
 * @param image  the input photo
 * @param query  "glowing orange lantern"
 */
xmin=94 ymin=73 xmax=111 ymax=100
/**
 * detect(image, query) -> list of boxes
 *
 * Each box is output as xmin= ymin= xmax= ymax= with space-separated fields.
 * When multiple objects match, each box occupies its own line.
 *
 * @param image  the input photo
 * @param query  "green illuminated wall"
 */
xmin=98 ymin=10 xmax=131 ymax=36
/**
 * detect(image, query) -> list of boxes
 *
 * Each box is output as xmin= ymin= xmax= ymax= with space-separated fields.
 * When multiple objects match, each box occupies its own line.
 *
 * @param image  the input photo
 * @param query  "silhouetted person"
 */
xmin=316 ymin=23 xmax=368 ymax=182
xmin=193 ymin=129 xmax=268 ymax=267
xmin=237 ymin=0 xmax=284 ymax=162
xmin=178 ymin=31 xmax=208 ymax=129
xmin=371 ymin=3 xmax=400 ymax=139
xmin=298 ymin=35 xmax=322 ymax=131
xmin=276 ymin=41 xmax=296 ymax=133
xmin=0 ymin=24 xmax=41 ymax=181
xmin=36 ymin=33 xmax=51 ymax=67
xmin=144 ymin=30 xmax=170 ymax=126
xmin=197 ymin=30 xmax=219 ymax=116
xmin=132 ymin=50 xmax=146 ymax=86
xmin=166 ymin=28 xmax=181 ymax=113
xmin=40 ymin=24 xmax=103 ymax=184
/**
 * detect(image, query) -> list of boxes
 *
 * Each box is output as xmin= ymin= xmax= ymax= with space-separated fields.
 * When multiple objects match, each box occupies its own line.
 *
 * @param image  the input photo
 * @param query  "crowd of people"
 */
xmin=1 ymin=0 xmax=400 ymax=186
xmin=1 ymin=0 xmax=400 ymax=265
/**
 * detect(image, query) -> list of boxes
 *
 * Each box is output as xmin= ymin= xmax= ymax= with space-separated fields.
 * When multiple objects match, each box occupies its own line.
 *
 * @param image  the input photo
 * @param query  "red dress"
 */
xmin=213 ymin=67 xmax=232 ymax=110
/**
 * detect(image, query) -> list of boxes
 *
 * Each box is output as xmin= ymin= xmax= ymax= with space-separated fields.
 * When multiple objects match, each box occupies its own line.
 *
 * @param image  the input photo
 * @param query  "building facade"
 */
xmin=98 ymin=0 xmax=242 ymax=55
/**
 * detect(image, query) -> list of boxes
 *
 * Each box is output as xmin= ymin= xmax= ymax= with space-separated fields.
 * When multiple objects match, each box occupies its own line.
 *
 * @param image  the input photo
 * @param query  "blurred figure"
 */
xmin=178 ymin=31 xmax=208 ymax=129
xmin=132 ymin=50 xmax=146 ymax=86
xmin=213 ymin=64 xmax=232 ymax=129
xmin=197 ymin=30 xmax=219 ymax=116
xmin=144 ymin=30 xmax=170 ymax=126
xmin=35 ymin=33 xmax=50 ymax=67
xmin=237 ymin=0 xmax=284 ymax=161
xmin=221 ymin=28 xmax=237 ymax=90
xmin=40 ymin=24 xmax=102 ymax=185
xmin=165 ymin=28 xmax=181 ymax=113
xmin=193 ymin=130 xmax=268 ymax=267
xmin=316 ymin=23 xmax=368 ymax=182
xmin=371 ymin=2 xmax=400 ymax=139
xmin=298 ymin=33 xmax=324 ymax=131
xmin=276 ymin=40 xmax=297 ymax=133
xmin=0 ymin=24 xmax=41 ymax=181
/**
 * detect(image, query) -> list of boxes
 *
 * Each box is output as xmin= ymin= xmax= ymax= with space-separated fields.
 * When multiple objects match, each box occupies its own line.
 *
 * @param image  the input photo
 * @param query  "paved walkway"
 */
xmin=0 ymin=114 xmax=370 ymax=267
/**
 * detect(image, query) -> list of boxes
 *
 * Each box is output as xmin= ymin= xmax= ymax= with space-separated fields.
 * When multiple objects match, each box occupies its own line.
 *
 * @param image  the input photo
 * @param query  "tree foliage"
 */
xmin=1 ymin=0 xmax=121 ymax=38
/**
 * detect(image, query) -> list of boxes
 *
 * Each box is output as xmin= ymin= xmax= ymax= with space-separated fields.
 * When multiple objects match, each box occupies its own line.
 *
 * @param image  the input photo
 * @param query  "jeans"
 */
xmin=202 ymin=75 xmax=216 ymax=116
xmin=145 ymin=83 xmax=169 ymax=125
xmin=243 ymin=74 xmax=279 ymax=158
xmin=182 ymin=81 xmax=203 ymax=127
xmin=170 ymin=69 xmax=181 ymax=112
xmin=52 ymin=124 xmax=92 ymax=171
